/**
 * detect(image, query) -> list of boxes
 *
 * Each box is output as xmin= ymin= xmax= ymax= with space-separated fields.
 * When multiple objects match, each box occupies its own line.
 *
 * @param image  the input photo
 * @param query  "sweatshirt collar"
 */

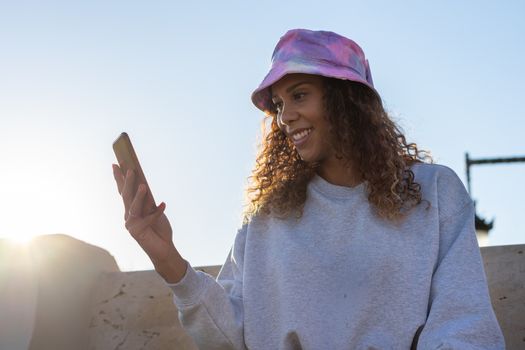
xmin=309 ymin=173 xmax=367 ymax=199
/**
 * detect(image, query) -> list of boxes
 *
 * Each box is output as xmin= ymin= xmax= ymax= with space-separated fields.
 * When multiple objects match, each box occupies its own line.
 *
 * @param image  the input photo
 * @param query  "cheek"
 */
xmin=314 ymin=114 xmax=331 ymax=131
xmin=316 ymin=122 xmax=337 ymax=146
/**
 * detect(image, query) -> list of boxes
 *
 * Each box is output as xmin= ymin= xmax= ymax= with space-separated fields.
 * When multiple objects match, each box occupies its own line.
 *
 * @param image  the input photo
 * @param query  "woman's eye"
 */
xmin=294 ymin=92 xmax=306 ymax=100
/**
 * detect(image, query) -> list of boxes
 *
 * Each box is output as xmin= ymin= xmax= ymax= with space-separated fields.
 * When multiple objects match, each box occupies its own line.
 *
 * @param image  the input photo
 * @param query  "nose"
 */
xmin=278 ymin=102 xmax=299 ymax=127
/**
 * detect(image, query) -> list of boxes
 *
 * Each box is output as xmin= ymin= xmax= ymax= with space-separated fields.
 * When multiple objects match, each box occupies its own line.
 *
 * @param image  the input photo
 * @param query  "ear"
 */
xmin=274 ymin=115 xmax=284 ymax=132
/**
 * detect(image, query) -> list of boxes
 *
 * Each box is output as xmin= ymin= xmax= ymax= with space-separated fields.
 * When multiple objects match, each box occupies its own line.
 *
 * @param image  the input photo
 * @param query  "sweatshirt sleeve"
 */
xmin=164 ymin=224 xmax=248 ymax=350
xmin=417 ymin=199 xmax=505 ymax=349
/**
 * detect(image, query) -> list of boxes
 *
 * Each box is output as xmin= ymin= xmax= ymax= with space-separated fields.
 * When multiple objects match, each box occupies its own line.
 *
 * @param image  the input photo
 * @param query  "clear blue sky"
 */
xmin=1 ymin=0 xmax=523 ymax=271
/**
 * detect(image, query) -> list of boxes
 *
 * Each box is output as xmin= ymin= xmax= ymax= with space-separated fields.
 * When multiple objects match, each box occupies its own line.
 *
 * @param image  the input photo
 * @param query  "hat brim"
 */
xmin=251 ymin=62 xmax=379 ymax=114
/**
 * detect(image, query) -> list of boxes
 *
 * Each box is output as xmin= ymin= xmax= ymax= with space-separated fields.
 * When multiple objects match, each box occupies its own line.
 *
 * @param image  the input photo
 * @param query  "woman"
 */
xmin=112 ymin=29 xmax=504 ymax=349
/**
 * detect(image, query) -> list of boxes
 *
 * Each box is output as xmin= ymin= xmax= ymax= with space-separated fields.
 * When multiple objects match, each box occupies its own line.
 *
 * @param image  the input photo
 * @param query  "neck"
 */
xmin=316 ymin=157 xmax=363 ymax=188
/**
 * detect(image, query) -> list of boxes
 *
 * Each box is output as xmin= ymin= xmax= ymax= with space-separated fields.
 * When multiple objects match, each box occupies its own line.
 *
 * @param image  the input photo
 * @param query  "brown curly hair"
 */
xmin=242 ymin=77 xmax=433 ymax=225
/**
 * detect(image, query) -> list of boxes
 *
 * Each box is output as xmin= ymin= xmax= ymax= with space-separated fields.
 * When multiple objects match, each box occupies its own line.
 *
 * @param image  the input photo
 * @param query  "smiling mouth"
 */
xmin=292 ymin=128 xmax=313 ymax=146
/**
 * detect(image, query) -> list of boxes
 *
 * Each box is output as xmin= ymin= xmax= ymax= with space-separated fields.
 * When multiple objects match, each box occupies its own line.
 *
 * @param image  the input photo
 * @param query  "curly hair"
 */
xmin=242 ymin=77 xmax=433 ymax=225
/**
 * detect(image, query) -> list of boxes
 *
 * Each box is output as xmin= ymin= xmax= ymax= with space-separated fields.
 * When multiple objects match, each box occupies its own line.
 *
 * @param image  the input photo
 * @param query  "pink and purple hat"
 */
xmin=251 ymin=29 xmax=379 ymax=114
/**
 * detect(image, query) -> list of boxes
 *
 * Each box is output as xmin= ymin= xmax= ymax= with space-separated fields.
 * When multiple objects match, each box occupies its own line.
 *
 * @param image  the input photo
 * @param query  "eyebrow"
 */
xmin=271 ymin=81 xmax=312 ymax=99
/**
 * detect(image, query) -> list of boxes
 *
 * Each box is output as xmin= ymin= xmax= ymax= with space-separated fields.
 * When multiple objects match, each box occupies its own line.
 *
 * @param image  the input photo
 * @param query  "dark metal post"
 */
xmin=465 ymin=154 xmax=525 ymax=193
xmin=465 ymin=152 xmax=471 ymax=194
xmin=464 ymin=153 xmax=525 ymax=238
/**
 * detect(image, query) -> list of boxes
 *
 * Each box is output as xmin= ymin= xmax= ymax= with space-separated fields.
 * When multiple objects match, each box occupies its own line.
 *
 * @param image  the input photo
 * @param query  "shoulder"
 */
xmin=409 ymin=162 xmax=461 ymax=186
xmin=409 ymin=162 xmax=473 ymax=220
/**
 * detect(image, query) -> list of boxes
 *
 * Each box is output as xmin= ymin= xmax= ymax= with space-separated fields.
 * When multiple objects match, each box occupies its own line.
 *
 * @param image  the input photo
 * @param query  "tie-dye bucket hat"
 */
xmin=251 ymin=28 xmax=379 ymax=114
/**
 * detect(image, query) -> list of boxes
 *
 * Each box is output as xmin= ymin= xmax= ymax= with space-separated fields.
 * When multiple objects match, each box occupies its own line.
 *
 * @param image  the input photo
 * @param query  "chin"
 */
xmin=297 ymin=152 xmax=319 ymax=164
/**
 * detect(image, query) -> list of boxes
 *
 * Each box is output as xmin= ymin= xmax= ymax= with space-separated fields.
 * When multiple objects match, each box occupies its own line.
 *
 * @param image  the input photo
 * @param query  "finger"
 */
xmin=112 ymin=164 xmax=124 ymax=194
xmin=125 ymin=202 xmax=166 ymax=239
xmin=126 ymin=202 xmax=166 ymax=235
xmin=121 ymin=169 xmax=136 ymax=215
xmin=128 ymin=183 xmax=147 ymax=219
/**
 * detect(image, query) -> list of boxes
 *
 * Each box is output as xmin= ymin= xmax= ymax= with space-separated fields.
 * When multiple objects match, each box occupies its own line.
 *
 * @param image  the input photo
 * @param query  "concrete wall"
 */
xmin=87 ymin=265 xmax=220 ymax=350
xmin=90 ymin=245 xmax=524 ymax=349
xmin=0 ymin=240 xmax=38 ymax=350
xmin=2 ymin=235 xmax=523 ymax=349
xmin=0 ymin=235 xmax=120 ymax=350
xmin=480 ymin=244 xmax=525 ymax=349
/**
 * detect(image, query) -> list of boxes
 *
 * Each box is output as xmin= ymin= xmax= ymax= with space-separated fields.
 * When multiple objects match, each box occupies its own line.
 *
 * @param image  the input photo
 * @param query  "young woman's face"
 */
xmin=271 ymin=73 xmax=335 ymax=164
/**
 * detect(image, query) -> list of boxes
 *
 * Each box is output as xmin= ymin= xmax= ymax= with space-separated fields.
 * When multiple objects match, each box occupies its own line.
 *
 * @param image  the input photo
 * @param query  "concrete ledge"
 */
xmin=87 ymin=267 xmax=218 ymax=350
xmin=480 ymin=244 xmax=525 ymax=349
xmin=2 ymin=235 xmax=523 ymax=349
xmin=88 ymin=245 xmax=525 ymax=349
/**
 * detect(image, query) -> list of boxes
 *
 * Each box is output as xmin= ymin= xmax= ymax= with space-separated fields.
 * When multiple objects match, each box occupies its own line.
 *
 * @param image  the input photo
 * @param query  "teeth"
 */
xmin=292 ymin=128 xmax=312 ymax=141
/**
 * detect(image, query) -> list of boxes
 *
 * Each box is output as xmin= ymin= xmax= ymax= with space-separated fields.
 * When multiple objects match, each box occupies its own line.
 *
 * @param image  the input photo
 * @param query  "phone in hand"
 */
xmin=112 ymin=132 xmax=157 ymax=216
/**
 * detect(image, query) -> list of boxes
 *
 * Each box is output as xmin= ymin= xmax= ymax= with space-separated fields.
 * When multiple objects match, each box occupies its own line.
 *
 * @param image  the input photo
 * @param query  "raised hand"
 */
xmin=112 ymin=164 xmax=187 ymax=283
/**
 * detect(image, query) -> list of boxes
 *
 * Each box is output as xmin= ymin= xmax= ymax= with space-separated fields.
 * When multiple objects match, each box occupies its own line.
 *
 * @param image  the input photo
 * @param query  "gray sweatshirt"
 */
xmin=166 ymin=163 xmax=505 ymax=349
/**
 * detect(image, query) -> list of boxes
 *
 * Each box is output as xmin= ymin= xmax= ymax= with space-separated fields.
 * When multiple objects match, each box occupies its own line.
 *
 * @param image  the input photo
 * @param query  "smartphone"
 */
xmin=112 ymin=132 xmax=157 ymax=216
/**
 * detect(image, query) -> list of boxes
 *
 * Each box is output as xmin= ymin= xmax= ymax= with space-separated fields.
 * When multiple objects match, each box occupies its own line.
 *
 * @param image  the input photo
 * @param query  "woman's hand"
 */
xmin=112 ymin=164 xmax=187 ymax=283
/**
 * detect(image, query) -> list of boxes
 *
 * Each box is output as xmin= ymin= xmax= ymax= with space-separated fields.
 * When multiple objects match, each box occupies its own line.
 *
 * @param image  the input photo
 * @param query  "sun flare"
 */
xmin=6 ymin=234 xmax=35 ymax=245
